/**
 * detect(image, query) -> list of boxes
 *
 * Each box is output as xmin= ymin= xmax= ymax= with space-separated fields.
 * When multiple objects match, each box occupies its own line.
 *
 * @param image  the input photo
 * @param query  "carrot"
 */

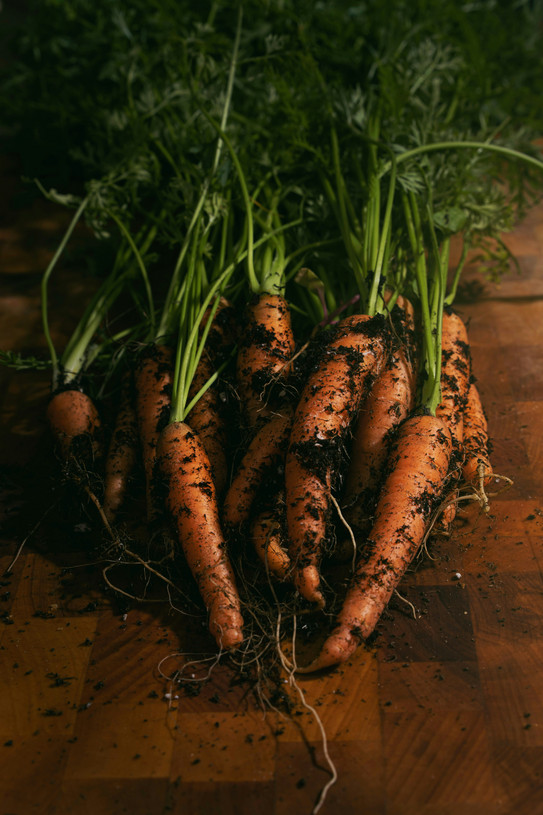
xmin=236 ymin=292 xmax=295 ymax=429
xmin=134 ymin=344 xmax=173 ymax=521
xmin=435 ymin=309 xmax=471 ymax=444
xmin=103 ymin=372 xmax=138 ymax=523
xmin=222 ymin=405 xmax=293 ymax=530
xmin=285 ymin=313 xmax=389 ymax=607
xmin=47 ymin=388 xmax=103 ymax=464
xmin=342 ymin=300 xmax=417 ymax=533
xmin=297 ymin=413 xmax=453 ymax=672
xmin=431 ymin=310 xmax=472 ymax=532
xmin=157 ymin=420 xmax=244 ymax=650
xmin=186 ymin=298 xmax=235 ymax=495
xmin=462 ymin=380 xmax=493 ymax=488
xmin=186 ymin=350 xmax=229 ymax=495
xmin=251 ymin=493 xmax=291 ymax=581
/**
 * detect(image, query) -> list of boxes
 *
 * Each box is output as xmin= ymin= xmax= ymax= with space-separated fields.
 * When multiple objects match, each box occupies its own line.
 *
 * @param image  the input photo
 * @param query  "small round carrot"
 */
xmin=47 ymin=388 xmax=103 ymax=464
xmin=251 ymin=494 xmax=291 ymax=581
xmin=296 ymin=413 xmax=453 ymax=672
xmin=285 ymin=314 xmax=389 ymax=607
xmin=236 ymin=292 xmax=295 ymax=428
xmin=222 ymin=405 xmax=293 ymax=530
xmin=103 ymin=372 xmax=138 ymax=523
xmin=462 ymin=381 xmax=493 ymax=487
xmin=157 ymin=420 xmax=244 ymax=651
xmin=134 ymin=344 xmax=173 ymax=521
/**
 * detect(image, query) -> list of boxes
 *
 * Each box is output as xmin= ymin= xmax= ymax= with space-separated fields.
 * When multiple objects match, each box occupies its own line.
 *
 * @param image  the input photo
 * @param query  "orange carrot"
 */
xmin=297 ymin=413 xmax=453 ymax=672
xmin=222 ymin=405 xmax=293 ymax=530
xmin=47 ymin=388 xmax=103 ymax=464
xmin=436 ymin=310 xmax=471 ymax=445
xmin=342 ymin=300 xmax=417 ymax=533
xmin=462 ymin=381 xmax=493 ymax=487
xmin=157 ymin=420 xmax=244 ymax=650
xmin=285 ymin=314 xmax=389 ymax=607
xmin=134 ymin=344 xmax=173 ymax=521
xmin=251 ymin=494 xmax=291 ymax=581
xmin=103 ymin=372 xmax=138 ymax=523
xmin=236 ymin=293 xmax=295 ymax=429
xmin=186 ymin=350 xmax=229 ymax=496
xmin=433 ymin=310 xmax=472 ymax=532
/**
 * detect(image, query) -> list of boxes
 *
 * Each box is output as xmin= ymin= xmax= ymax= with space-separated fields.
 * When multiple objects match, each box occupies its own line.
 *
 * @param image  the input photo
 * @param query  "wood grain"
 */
xmin=1 ymin=169 xmax=543 ymax=814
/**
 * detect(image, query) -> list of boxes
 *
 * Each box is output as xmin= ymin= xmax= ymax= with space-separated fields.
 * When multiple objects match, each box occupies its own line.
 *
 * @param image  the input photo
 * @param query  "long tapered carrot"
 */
xmin=285 ymin=314 xmax=389 ymax=607
xmin=157 ymin=420 xmax=244 ymax=650
xmin=47 ymin=388 xmax=103 ymax=464
xmin=342 ymin=301 xmax=417 ymax=533
xmin=103 ymin=372 xmax=138 ymax=523
xmin=436 ymin=309 xmax=471 ymax=444
xmin=296 ymin=413 xmax=453 ymax=672
xmin=134 ymin=344 xmax=173 ymax=522
xmin=462 ymin=380 xmax=493 ymax=487
xmin=222 ymin=405 xmax=293 ymax=530
xmin=186 ymin=349 xmax=229 ymax=496
xmin=433 ymin=310 xmax=472 ymax=531
xmin=236 ymin=292 xmax=295 ymax=428
xmin=185 ymin=297 xmax=235 ymax=496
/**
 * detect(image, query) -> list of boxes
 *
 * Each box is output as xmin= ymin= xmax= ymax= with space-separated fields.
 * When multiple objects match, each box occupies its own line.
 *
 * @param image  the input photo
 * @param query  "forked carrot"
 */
xmin=435 ymin=309 xmax=471 ymax=444
xmin=222 ymin=405 xmax=293 ymax=529
xmin=134 ymin=344 xmax=173 ymax=521
xmin=296 ymin=413 xmax=453 ymax=672
xmin=236 ymin=292 xmax=295 ymax=428
xmin=157 ymin=420 xmax=244 ymax=650
xmin=47 ymin=388 xmax=103 ymax=464
xmin=285 ymin=314 xmax=389 ymax=607
xmin=103 ymin=372 xmax=138 ymax=523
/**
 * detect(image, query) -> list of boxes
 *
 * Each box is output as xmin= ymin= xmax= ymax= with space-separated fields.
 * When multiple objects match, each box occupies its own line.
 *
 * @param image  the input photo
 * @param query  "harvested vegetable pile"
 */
xmin=2 ymin=0 xmax=543 ymax=678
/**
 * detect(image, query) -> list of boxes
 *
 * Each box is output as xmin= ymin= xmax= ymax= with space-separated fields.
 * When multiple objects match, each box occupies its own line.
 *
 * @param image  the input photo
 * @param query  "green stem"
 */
xmin=445 ymin=239 xmax=470 ymax=305
xmin=41 ymin=196 xmax=89 ymax=389
xmin=156 ymin=6 xmax=243 ymax=338
xmin=201 ymin=110 xmax=257 ymax=292
xmin=387 ymin=140 xmax=543 ymax=174
xmin=106 ymin=209 xmax=155 ymax=334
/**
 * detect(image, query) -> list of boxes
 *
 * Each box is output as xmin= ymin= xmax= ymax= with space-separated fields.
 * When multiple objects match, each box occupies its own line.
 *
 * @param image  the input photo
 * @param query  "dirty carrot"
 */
xmin=462 ymin=380 xmax=493 ymax=488
xmin=432 ymin=310 xmax=472 ymax=530
xmin=222 ymin=404 xmax=293 ymax=530
xmin=47 ymin=388 xmax=103 ymax=464
xmin=134 ymin=344 xmax=174 ymax=522
xmin=103 ymin=372 xmax=138 ymax=523
xmin=342 ymin=304 xmax=417 ymax=533
xmin=251 ymin=494 xmax=291 ymax=581
xmin=185 ymin=298 xmax=235 ymax=496
xmin=435 ymin=309 xmax=471 ymax=445
xmin=157 ymin=420 xmax=244 ymax=650
xmin=236 ymin=292 xmax=295 ymax=429
xmin=297 ymin=413 xmax=453 ymax=672
xmin=186 ymin=350 xmax=229 ymax=496
xmin=285 ymin=313 xmax=388 ymax=607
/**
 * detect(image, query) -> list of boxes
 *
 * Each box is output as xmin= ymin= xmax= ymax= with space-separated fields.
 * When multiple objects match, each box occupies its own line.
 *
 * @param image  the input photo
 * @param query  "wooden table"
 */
xmin=1 ymin=160 xmax=542 ymax=815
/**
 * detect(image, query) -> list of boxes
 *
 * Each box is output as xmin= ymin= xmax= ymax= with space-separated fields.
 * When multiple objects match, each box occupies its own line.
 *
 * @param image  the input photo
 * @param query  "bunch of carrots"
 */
xmin=5 ymin=0 xmax=543 ymax=673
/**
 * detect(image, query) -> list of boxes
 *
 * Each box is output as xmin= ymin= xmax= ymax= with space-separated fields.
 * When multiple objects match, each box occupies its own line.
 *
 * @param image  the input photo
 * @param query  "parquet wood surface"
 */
xmin=1 ymin=156 xmax=543 ymax=814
